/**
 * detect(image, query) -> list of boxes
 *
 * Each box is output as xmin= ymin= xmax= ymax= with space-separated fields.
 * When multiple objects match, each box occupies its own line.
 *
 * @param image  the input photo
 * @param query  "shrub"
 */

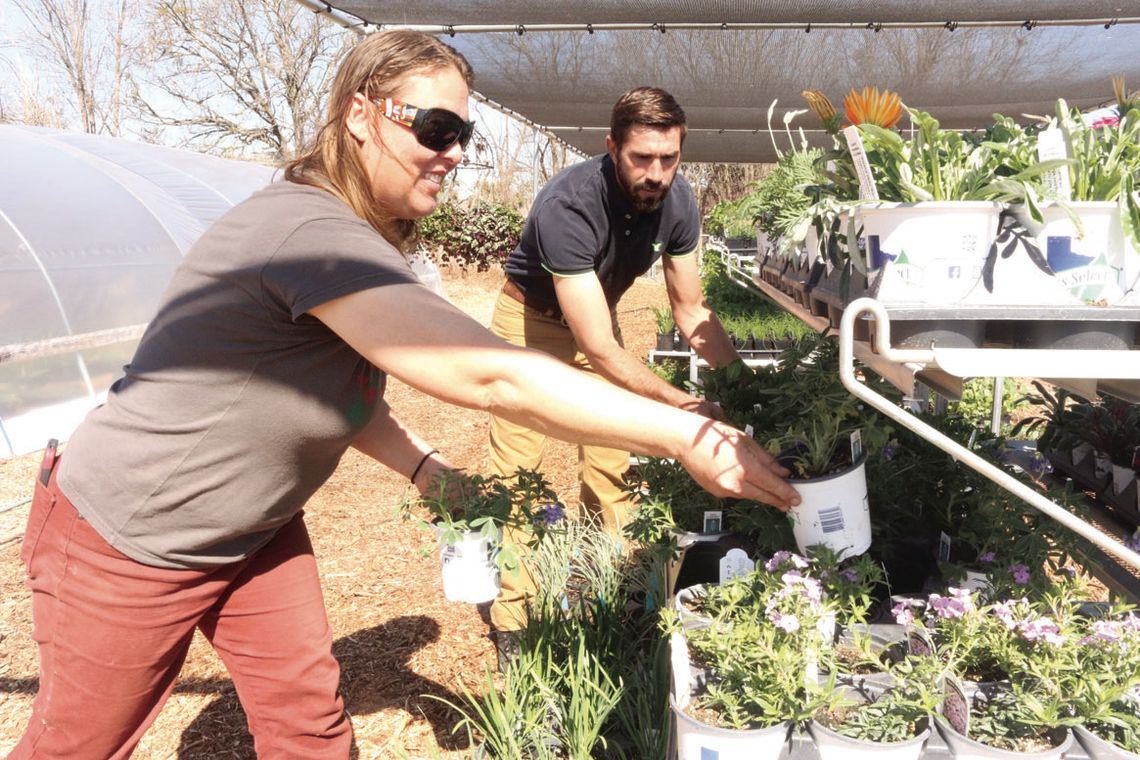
xmin=418 ymin=202 xmax=524 ymax=272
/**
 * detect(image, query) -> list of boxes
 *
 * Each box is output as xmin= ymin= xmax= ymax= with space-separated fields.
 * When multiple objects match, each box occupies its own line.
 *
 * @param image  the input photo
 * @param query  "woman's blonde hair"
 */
xmin=284 ymin=30 xmax=473 ymax=253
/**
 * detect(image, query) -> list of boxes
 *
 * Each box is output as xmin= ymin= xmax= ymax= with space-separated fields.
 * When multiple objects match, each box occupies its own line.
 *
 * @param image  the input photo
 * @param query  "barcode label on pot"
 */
xmin=819 ymin=507 xmax=845 ymax=533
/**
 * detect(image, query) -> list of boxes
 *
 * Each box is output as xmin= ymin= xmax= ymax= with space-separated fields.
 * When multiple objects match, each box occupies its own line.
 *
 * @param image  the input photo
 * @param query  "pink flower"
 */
xmin=892 ymin=602 xmax=914 ymax=626
xmin=1091 ymin=620 xmax=1123 ymax=643
xmin=770 ymin=610 xmax=800 ymax=633
xmin=978 ymin=552 xmax=996 ymax=563
xmin=929 ymin=593 xmax=970 ymax=619
xmin=1020 ymin=616 xmax=1064 ymax=646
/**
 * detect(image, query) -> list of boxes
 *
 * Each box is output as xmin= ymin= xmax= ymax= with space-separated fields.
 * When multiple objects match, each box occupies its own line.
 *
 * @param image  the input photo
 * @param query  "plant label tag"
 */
xmin=942 ymin=673 xmax=970 ymax=737
xmin=939 ymin=531 xmax=952 ymax=563
xmin=850 ymin=430 xmax=863 ymax=462
xmin=702 ymin=510 xmax=723 ymax=534
xmin=908 ymin=626 xmax=935 ymax=657
xmin=745 ymin=424 xmax=755 ymax=438
xmin=1037 ymin=127 xmax=1072 ymax=201
xmin=669 ymin=632 xmax=692 ymax=706
xmin=720 ymin=548 xmax=752 ymax=584
xmin=843 ymin=125 xmax=879 ymax=201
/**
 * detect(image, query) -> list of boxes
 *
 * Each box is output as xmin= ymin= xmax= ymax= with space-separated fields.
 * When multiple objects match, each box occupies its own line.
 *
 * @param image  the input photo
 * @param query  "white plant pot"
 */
xmin=1028 ymin=201 xmax=1131 ymax=306
xmin=859 ymin=202 xmax=1000 ymax=305
xmin=810 ymin=716 xmax=930 ymax=760
xmin=789 ymin=456 xmax=872 ymax=561
xmin=961 ymin=569 xmax=991 ymax=594
xmin=672 ymin=695 xmax=792 ymax=760
xmin=1074 ymin=723 xmax=1140 ymax=760
xmin=934 ymin=715 xmax=1073 ymax=760
xmin=439 ymin=530 xmax=500 ymax=604
xmin=1112 ymin=463 xmax=1138 ymax=497
xmin=670 ymin=631 xmax=793 ymax=758
xmin=674 ymin=583 xmax=712 ymax=630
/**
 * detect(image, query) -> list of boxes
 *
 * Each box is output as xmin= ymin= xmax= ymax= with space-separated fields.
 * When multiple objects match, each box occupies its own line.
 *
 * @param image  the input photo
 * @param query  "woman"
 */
xmin=12 ymin=30 xmax=798 ymax=758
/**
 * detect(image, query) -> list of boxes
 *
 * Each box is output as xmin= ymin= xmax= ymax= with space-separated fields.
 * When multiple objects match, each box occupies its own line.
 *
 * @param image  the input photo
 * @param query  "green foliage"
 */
xmin=418 ymin=201 xmax=524 ymax=271
xmin=440 ymin=520 xmax=671 ymax=758
xmin=946 ymin=377 xmax=1032 ymax=433
xmin=746 ymin=149 xmax=823 ymax=241
xmin=652 ymin=306 xmax=674 ymax=335
xmin=700 ymin=250 xmax=812 ymax=343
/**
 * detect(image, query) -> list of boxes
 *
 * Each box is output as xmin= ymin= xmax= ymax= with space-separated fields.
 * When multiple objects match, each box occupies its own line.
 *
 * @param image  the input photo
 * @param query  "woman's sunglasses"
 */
xmin=370 ymin=96 xmax=475 ymax=152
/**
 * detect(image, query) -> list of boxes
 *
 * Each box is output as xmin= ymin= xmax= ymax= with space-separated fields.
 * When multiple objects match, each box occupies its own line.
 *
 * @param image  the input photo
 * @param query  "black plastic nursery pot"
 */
xmin=656 ymin=331 xmax=675 ymax=352
xmin=872 ymin=319 xmax=985 ymax=351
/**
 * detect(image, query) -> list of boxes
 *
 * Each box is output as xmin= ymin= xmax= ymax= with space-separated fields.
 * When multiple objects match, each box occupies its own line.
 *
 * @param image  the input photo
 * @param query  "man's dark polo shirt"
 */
xmin=503 ymin=153 xmax=700 ymax=310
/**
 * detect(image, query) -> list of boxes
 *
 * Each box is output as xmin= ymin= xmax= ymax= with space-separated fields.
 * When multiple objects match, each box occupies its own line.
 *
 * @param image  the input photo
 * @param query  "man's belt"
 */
xmin=502 ymin=278 xmax=563 ymax=321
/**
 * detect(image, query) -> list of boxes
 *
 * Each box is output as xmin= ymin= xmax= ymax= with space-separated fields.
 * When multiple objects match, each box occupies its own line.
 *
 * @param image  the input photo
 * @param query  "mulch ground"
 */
xmin=0 ymin=266 xmax=671 ymax=759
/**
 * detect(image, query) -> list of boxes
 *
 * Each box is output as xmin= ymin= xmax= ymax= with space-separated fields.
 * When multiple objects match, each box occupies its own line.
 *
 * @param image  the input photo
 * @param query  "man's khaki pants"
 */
xmin=487 ymin=290 xmax=635 ymax=631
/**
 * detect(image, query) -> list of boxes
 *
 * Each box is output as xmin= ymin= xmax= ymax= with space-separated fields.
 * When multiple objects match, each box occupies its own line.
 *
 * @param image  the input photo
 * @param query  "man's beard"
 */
xmin=616 ymin=163 xmax=672 ymax=214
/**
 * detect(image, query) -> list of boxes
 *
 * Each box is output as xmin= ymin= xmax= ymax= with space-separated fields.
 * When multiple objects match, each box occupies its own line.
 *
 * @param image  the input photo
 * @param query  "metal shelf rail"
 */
xmin=838 ymin=297 xmax=1140 ymax=573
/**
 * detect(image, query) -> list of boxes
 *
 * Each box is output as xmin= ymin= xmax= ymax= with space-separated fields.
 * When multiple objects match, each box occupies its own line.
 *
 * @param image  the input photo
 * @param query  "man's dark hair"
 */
xmin=609 ymin=86 xmax=687 ymax=149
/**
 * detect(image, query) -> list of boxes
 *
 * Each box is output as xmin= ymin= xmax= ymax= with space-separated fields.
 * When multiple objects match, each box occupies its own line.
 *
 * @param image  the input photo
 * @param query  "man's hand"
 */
xmin=679 ymin=397 xmax=727 ymax=422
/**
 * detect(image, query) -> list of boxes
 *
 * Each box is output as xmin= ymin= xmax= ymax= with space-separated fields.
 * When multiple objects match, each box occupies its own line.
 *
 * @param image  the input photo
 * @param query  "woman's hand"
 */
xmin=677 ymin=421 xmax=800 ymax=511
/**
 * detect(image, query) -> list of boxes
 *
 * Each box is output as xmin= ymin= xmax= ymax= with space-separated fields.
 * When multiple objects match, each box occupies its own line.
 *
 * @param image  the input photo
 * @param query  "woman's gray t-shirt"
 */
xmin=57 ymin=180 xmax=423 ymax=568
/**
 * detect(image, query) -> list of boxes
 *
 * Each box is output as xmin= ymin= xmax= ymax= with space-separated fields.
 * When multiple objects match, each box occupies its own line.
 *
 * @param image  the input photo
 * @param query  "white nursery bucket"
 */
xmin=789 ymin=457 xmax=871 ymax=561
xmin=860 ymin=202 xmax=1000 ymax=305
xmin=439 ymin=530 xmax=500 ymax=604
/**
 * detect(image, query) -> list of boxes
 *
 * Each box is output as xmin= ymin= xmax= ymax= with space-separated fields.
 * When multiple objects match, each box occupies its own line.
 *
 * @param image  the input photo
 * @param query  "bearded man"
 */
xmin=486 ymin=86 xmax=744 ymax=638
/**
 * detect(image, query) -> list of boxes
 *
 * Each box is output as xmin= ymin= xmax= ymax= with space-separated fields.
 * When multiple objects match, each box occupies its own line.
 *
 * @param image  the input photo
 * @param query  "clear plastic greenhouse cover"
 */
xmin=0 ymin=125 xmax=276 ymax=459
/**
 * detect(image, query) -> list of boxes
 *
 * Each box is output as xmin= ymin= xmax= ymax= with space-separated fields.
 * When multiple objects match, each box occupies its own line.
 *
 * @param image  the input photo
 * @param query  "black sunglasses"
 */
xmin=371 ymin=96 xmax=475 ymax=152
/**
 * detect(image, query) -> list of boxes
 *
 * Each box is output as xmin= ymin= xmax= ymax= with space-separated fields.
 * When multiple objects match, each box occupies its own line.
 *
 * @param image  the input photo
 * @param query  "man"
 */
xmin=487 ymin=86 xmax=745 ymax=636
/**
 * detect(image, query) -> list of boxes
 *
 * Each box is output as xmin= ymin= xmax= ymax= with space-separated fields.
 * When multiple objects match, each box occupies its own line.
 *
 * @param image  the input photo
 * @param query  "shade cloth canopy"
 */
xmin=309 ymin=0 xmax=1140 ymax=162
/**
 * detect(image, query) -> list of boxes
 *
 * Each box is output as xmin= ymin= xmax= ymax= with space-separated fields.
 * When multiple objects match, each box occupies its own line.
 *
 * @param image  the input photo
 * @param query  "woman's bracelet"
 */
xmin=410 ymin=449 xmax=439 ymax=485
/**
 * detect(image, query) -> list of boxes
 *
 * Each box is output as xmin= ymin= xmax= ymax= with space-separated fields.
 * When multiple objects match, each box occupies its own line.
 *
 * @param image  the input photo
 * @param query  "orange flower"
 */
xmin=801 ymin=89 xmax=842 ymax=134
xmin=844 ymin=87 xmax=904 ymax=129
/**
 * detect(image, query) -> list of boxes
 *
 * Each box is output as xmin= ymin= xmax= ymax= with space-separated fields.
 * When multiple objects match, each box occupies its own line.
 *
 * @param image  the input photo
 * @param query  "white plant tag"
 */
xmin=850 ymin=430 xmax=863 ymax=462
xmin=719 ymin=548 xmax=752 ymax=584
xmin=744 ymin=423 xmax=755 ymax=438
xmin=843 ymin=125 xmax=879 ymax=200
xmin=939 ymin=531 xmax=952 ymax=563
xmin=702 ymin=510 xmax=723 ymax=534
xmin=1037 ymin=127 xmax=1071 ymax=201
xmin=669 ymin=631 xmax=692 ymax=707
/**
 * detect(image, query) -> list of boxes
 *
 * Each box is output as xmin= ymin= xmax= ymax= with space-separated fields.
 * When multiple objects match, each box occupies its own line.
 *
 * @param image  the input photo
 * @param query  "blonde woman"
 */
xmin=12 ymin=30 xmax=797 ymax=758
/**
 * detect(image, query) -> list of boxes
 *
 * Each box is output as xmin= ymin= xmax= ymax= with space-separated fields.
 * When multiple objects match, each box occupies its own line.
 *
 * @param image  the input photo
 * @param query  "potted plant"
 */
xmin=411 ymin=468 xmax=563 ymax=603
xmin=1065 ymin=600 xmax=1140 ymax=759
xmin=664 ymin=552 xmax=837 ymax=759
xmin=809 ymin=653 xmax=945 ymax=760
xmin=653 ymin=305 xmax=676 ymax=352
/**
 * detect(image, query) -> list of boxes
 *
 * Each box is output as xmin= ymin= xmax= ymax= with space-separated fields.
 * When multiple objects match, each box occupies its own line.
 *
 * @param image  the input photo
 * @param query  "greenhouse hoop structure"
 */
xmin=0 ymin=125 xmax=275 ymax=459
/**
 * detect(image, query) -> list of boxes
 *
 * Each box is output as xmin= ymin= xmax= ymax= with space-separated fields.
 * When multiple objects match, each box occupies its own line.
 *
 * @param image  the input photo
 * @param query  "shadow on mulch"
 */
xmin=2 ymin=616 xmax=469 ymax=759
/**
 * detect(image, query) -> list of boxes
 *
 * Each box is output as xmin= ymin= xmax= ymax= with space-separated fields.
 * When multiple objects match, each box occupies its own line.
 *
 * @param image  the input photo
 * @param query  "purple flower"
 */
xmin=841 ymin=569 xmax=859 ymax=582
xmin=1126 ymin=529 xmax=1140 ymax=554
xmin=881 ymin=440 xmax=899 ymax=461
xmin=765 ymin=550 xmax=809 ymax=573
xmin=978 ymin=552 xmax=996 ymax=563
xmin=1028 ymin=452 xmax=1053 ymax=477
xmin=534 ymin=503 xmax=565 ymax=527
xmin=1009 ymin=564 xmax=1031 ymax=585
xmin=770 ymin=610 xmax=801 ymax=633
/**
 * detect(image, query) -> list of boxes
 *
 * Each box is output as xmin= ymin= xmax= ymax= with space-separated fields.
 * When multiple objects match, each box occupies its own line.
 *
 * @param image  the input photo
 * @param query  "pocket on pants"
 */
xmin=20 ymin=479 xmax=58 ymax=572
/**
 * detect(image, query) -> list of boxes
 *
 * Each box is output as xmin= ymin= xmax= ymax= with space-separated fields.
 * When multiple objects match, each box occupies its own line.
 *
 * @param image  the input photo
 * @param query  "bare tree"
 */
xmin=137 ymin=0 xmax=352 ymax=161
xmin=9 ymin=0 xmax=138 ymax=134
